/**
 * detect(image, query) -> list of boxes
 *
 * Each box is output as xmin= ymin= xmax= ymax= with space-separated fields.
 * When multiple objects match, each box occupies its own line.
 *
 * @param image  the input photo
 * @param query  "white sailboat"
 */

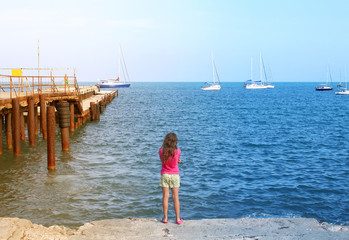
xmin=335 ymin=65 xmax=349 ymax=95
xmin=98 ymin=43 xmax=131 ymax=88
xmin=244 ymin=53 xmax=274 ymax=89
xmin=202 ymin=53 xmax=221 ymax=91
xmin=316 ymin=65 xmax=333 ymax=91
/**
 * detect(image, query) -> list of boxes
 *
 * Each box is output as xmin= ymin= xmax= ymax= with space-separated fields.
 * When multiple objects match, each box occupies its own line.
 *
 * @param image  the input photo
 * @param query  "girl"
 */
xmin=159 ymin=132 xmax=183 ymax=224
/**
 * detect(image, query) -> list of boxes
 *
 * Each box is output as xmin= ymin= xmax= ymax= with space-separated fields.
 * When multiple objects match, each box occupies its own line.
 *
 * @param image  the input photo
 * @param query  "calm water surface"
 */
xmin=0 ymin=82 xmax=348 ymax=227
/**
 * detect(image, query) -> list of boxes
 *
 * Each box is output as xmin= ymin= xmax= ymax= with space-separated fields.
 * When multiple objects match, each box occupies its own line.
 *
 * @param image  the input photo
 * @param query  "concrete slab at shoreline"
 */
xmin=0 ymin=217 xmax=348 ymax=240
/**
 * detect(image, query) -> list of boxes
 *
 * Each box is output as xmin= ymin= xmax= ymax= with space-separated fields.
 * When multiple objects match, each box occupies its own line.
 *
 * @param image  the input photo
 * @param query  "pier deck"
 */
xmin=0 ymin=67 xmax=117 ymax=162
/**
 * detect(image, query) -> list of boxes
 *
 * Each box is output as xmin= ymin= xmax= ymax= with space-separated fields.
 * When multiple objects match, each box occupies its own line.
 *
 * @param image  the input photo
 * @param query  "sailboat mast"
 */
xmin=118 ymin=42 xmax=121 ymax=80
xmin=344 ymin=65 xmax=348 ymax=90
xmin=259 ymin=52 xmax=263 ymax=82
xmin=211 ymin=53 xmax=215 ymax=84
xmin=262 ymin=55 xmax=268 ymax=83
xmin=326 ymin=64 xmax=329 ymax=85
xmin=251 ymin=57 xmax=253 ymax=81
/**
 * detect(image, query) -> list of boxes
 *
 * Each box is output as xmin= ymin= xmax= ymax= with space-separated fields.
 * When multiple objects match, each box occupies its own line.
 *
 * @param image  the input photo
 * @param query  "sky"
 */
xmin=1 ymin=0 xmax=349 ymax=82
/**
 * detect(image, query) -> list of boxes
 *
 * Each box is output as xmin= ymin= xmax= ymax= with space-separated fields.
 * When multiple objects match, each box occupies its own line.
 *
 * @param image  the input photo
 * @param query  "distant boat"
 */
xmin=98 ymin=43 xmax=131 ymax=88
xmin=316 ymin=85 xmax=333 ymax=91
xmin=244 ymin=80 xmax=268 ymax=89
xmin=335 ymin=66 xmax=349 ymax=95
xmin=202 ymin=53 xmax=221 ymax=91
xmin=335 ymin=89 xmax=349 ymax=95
xmin=244 ymin=53 xmax=274 ymax=89
xmin=98 ymin=79 xmax=131 ymax=88
xmin=316 ymin=65 xmax=333 ymax=91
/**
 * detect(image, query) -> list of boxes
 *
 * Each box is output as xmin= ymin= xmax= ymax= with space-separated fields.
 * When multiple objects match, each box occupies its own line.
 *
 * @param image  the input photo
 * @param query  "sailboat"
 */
xmin=201 ymin=53 xmax=221 ymax=91
xmin=315 ymin=65 xmax=333 ymax=91
xmin=335 ymin=66 xmax=349 ymax=95
xmin=244 ymin=53 xmax=274 ymax=89
xmin=98 ymin=43 xmax=131 ymax=88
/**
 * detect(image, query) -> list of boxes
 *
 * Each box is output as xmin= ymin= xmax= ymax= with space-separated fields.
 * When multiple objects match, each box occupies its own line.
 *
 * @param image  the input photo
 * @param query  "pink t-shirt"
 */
xmin=159 ymin=148 xmax=181 ymax=175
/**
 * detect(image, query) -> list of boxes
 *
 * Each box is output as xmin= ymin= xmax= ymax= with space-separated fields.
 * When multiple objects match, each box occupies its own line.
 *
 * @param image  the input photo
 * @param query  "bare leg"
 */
xmin=162 ymin=187 xmax=169 ymax=222
xmin=171 ymin=187 xmax=181 ymax=222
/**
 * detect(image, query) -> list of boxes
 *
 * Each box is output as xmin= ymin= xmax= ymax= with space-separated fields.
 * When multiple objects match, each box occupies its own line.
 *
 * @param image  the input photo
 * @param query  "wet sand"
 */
xmin=0 ymin=217 xmax=348 ymax=240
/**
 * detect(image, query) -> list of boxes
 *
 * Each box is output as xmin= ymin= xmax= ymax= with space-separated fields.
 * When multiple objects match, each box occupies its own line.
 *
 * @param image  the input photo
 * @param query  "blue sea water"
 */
xmin=0 ymin=82 xmax=348 ymax=227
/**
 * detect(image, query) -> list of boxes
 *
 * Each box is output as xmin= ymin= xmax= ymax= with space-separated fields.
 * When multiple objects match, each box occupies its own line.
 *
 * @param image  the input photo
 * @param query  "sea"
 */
xmin=0 ymin=82 xmax=348 ymax=228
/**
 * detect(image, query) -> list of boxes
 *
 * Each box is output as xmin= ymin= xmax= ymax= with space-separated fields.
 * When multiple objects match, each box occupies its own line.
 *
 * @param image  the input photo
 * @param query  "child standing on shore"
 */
xmin=159 ymin=132 xmax=183 ymax=224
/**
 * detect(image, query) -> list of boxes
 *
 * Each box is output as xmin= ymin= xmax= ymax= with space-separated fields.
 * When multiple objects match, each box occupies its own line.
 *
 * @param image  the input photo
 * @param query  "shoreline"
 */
xmin=1 ymin=217 xmax=348 ymax=240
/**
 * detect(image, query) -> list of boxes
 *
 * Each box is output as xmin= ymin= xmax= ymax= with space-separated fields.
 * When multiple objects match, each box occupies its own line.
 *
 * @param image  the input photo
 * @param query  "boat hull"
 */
xmin=335 ymin=90 xmax=349 ymax=95
xmin=315 ymin=87 xmax=333 ymax=91
xmin=99 ymin=83 xmax=131 ymax=88
xmin=202 ymin=84 xmax=221 ymax=91
xmin=244 ymin=84 xmax=269 ymax=89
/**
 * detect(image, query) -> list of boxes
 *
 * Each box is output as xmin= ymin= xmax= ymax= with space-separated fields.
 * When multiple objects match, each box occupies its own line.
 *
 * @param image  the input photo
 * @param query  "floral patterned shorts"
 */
xmin=159 ymin=174 xmax=180 ymax=188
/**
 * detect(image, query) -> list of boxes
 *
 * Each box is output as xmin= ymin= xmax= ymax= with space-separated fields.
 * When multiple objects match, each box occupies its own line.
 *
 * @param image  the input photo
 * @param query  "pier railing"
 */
xmin=0 ymin=68 xmax=79 ymax=99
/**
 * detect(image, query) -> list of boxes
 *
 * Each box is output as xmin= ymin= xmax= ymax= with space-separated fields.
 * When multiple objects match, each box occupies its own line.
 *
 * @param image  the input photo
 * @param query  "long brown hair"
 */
xmin=161 ymin=133 xmax=178 ymax=163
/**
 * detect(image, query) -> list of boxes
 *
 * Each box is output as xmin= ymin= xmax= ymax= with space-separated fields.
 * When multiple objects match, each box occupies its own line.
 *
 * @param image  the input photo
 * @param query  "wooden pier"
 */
xmin=0 ymin=68 xmax=117 ymax=169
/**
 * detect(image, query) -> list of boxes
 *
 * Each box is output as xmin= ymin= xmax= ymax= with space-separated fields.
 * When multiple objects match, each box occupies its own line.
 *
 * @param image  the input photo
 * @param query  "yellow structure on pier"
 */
xmin=11 ymin=69 xmax=22 ymax=77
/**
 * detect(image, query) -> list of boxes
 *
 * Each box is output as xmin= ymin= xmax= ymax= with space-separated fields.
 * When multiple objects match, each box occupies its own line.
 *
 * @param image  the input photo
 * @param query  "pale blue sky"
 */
xmin=1 ymin=0 xmax=349 ymax=82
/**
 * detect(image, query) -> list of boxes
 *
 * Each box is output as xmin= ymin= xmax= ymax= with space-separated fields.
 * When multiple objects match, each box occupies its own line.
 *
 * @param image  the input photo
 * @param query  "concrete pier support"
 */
xmin=27 ymin=97 xmax=35 ymax=146
xmin=40 ymin=95 xmax=47 ymax=139
xmin=5 ymin=113 xmax=12 ymax=149
xmin=12 ymin=99 xmax=21 ymax=155
xmin=47 ymin=106 xmax=56 ymax=170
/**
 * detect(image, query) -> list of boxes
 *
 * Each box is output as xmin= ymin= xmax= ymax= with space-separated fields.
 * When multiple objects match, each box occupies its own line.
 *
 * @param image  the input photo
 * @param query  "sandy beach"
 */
xmin=0 ymin=217 xmax=348 ymax=240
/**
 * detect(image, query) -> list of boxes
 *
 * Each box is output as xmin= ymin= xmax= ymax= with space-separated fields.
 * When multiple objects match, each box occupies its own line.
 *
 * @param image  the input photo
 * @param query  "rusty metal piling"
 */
xmin=69 ymin=102 xmax=74 ymax=132
xmin=40 ymin=95 xmax=47 ymax=140
xmin=90 ymin=102 xmax=95 ymax=121
xmin=57 ymin=101 xmax=70 ymax=151
xmin=34 ymin=105 xmax=39 ymax=136
xmin=47 ymin=105 xmax=56 ymax=170
xmin=27 ymin=97 xmax=35 ymax=146
xmin=12 ymin=99 xmax=21 ymax=155
xmin=0 ymin=116 xmax=2 ymax=154
xmin=20 ymin=112 xmax=25 ymax=141
xmin=94 ymin=103 xmax=99 ymax=121
xmin=61 ymin=128 xmax=70 ymax=151
xmin=5 ymin=113 xmax=12 ymax=149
